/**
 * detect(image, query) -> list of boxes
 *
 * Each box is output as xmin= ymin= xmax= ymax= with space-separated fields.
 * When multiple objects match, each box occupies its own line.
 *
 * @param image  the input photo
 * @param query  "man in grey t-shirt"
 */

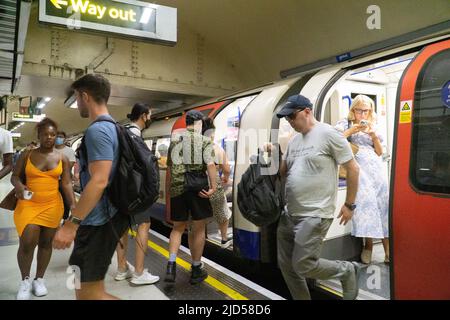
xmin=275 ymin=94 xmax=361 ymax=300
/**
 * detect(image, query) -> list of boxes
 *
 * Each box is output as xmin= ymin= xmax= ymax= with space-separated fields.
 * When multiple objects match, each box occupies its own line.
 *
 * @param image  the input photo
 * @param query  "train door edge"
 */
xmin=390 ymin=38 xmax=450 ymax=300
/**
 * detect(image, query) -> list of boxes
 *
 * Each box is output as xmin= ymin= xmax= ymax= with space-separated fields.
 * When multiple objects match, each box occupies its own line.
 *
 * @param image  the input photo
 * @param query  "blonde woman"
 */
xmin=335 ymin=95 xmax=389 ymax=264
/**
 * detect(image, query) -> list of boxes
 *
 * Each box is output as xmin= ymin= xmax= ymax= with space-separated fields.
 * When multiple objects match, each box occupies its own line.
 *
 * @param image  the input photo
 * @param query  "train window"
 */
xmin=145 ymin=139 xmax=153 ymax=151
xmin=213 ymin=95 xmax=258 ymax=183
xmin=272 ymin=76 xmax=315 ymax=154
xmin=155 ymin=137 xmax=170 ymax=169
xmin=278 ymin=118 xmax=297 ymax=155
xmin=410 ymin=49 xmax=450 ymax=195
xmin=200 ymin=108 xmax=213 ymax=118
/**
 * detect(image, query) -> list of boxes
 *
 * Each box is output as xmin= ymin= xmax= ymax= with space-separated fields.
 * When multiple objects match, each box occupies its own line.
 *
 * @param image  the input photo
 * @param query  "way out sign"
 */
xmin=39 ymin=0 xmax=177 ymax=45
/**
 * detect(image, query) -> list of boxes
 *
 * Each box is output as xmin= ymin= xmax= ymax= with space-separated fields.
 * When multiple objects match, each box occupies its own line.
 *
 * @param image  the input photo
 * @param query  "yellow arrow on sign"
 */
xmin=50 ymin=0 xmax=68 ymax=9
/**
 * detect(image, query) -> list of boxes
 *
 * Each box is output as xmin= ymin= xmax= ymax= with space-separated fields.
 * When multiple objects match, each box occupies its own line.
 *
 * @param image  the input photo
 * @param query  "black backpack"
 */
xmin=78 ymin=118 xmax=160 ymax=216
xmin=237 ymin=149 xmax=284 ymax=227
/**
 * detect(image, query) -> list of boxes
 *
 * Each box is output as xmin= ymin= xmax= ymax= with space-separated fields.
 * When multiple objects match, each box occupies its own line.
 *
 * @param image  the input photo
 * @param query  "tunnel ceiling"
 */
xmin=152 ymin=0 xmax=450 ymax=83
xmin=8 ymin=0 xmax=450 ymax=145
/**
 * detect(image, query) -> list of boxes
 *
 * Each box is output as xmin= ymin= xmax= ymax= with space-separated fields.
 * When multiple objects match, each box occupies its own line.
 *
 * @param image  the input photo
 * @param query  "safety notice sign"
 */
xmin=399 ymin=100 xmax=412 ymax=123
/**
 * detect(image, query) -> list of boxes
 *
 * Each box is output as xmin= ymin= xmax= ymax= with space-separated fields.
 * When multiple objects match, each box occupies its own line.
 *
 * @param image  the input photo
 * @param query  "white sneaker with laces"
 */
xmin=32 ymin=278 xmax=48 ymax=297
xmin=17 ymin=277 xmax=32 ymax=300
xmin=115 ymin=262 xmax=135 ymax=281
xmin=130 ymin=269 xmax=160 ymax=285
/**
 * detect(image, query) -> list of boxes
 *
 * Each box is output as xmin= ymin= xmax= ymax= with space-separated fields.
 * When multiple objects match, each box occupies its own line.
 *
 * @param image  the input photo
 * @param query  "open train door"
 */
xmin=391 ymin=39 xmax=450 ymax=299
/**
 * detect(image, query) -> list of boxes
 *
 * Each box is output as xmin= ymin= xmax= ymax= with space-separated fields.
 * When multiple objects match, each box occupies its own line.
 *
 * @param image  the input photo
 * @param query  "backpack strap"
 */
xmin=78 ymin=117 xmax=119 ymax=164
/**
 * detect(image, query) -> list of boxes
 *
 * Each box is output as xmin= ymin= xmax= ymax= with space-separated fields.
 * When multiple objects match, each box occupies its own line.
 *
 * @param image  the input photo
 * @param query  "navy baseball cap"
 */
xmin=276 ymin=94 xmax=313 ymax=118
xmin=186 ymin=110 xmax=204 ymax=122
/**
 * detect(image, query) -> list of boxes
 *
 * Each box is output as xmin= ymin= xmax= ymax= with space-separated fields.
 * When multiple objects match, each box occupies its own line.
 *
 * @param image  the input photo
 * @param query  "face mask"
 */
xmin=144 ymin=119 xmax=152 ymax=129
xmin=55 ymin=137 xmax=64 ymax=146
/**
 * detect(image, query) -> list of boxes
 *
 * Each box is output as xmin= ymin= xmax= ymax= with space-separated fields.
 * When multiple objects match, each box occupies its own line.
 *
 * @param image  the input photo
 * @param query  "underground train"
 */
xmin=68 ymin=34 xmax=450 ymax=299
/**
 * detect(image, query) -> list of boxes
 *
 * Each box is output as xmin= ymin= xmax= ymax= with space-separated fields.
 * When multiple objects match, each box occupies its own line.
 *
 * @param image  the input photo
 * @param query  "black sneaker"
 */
xmin=164 ymin=262 xmax=176 ymax=283
xmin=221 ymin=237 xmax=233 ymax=249
xmin=190 ymin=263 xmax=208 ymax=284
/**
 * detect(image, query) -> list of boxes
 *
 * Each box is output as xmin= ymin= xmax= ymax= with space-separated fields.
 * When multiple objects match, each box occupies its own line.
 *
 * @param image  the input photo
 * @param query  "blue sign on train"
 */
xmin=336 ymin=52 xmax=352 ymax=63
xmin=442 ymin=81 xmax=450 ymax=108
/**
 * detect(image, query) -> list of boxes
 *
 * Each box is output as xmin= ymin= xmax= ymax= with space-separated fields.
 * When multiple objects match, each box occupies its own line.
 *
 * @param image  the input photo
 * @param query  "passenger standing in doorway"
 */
xmin=165 ymin=110 xmax=217 ymax=284
xmin=53 ymin=74 xmax=129 ymax=300
xmin=12 ymin=118 xmax=76 ymax=300
xmin=335 ymin=95 xmax=389 ymax=264
xmin=275 ymin=94 xmax=361 ymax=300
xmin=114 ymin=103 xmax=160 ymax=285
xmin=202 ymin=117 xmax=233 ymax=248
xmin=0 ymin=126 xmax=13 ymax=180
xmin=55 ymin=131 xmax=76 ymax=220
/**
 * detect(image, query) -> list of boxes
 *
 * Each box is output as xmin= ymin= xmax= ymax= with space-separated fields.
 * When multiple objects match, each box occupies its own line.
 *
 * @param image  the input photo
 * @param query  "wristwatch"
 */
xmin=344 ymin=202 xmax=357 ymax=211
xmin=67 ymin=215 xmax=83 ymax=225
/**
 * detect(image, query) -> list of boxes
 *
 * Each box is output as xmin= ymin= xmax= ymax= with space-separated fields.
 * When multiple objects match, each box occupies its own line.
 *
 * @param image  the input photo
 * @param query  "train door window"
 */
xmin=206 ymin=94 xmax=258 ymax=247
xmin=410 ymin=49 xmax=450 ymax=195
xmin=213 ymin=95 xmax=258 ymax=183
xmin=145 ymin=139 xmax=153 ymax=151
xmin=200 ymin=108 xmax=213 ymax=118
xmin=277 ymin=117 xmax=298 ymax=155
xmin=155 ymin=137 xmax=170 ymax=169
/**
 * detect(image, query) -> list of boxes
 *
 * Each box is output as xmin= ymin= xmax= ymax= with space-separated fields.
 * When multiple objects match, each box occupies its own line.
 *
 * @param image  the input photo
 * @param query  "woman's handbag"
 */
xmin=0 ymin=189 xmax=18 ymax=211
xmin=184 ymin=170 xmax=209 ymax=192
xmin=0 ymin=151 xmax=30 ymax=211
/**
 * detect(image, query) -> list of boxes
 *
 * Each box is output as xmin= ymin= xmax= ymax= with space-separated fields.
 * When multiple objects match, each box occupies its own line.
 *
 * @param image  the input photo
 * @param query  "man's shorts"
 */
xmin=170 ymin=191 xmax=213 ymax=221
xmin=69 ymin=212 xmax=129 ymax=283
xmin=131 ymin=208 xmax=152 ymax=225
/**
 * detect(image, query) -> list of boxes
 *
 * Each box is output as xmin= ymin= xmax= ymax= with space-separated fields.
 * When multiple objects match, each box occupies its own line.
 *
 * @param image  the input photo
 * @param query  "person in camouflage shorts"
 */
xmin=165 ymin=110 xmax=217 ymax=284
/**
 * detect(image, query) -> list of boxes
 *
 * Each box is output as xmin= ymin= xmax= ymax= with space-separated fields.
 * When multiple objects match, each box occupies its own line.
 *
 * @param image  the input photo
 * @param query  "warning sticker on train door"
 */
xmin=399 ymin=100 xmax=412 ymax=123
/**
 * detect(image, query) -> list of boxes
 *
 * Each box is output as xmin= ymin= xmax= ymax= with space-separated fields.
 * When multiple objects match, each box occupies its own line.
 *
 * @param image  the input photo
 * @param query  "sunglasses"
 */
xmin=285 ymin=108 xmax=306 ymax=120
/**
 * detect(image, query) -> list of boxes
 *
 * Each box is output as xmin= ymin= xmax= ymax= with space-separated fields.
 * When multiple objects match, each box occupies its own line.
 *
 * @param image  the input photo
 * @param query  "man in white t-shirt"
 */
xmin=0 ymin=127 xmax=13 ymax=180
xmin=275 ymin=94 xmax=361 ymax=300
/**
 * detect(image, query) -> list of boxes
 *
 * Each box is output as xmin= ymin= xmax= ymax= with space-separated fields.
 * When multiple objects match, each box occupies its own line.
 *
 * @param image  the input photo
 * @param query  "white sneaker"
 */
xmin=115 ymin=262 xmax=135 ymax=281
xmin=32 ymin=278 xmax=48 ymax=297
xmin=17 ymin=277 xmax=32 ymax=300
xmin=130 ymin=269 xmax=160 ymax=285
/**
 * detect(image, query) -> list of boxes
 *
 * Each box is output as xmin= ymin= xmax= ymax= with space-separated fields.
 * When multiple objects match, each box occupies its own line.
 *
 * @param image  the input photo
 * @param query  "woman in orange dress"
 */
xmin=11 ymin=118 xmax=76 ymax=300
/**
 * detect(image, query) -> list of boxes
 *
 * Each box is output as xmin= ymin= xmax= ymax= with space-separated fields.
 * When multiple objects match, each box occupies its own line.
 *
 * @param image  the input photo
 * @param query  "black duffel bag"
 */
xmin=237 ymin=148 xmax=284 ymax=227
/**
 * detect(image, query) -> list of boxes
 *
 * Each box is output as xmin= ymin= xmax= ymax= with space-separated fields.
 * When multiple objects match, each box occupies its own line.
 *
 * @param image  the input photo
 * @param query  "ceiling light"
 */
xmin=64 ymin=93 xmax=78 ymax=109
xmin=69 ymin=101 xmax=78 ymax=109
xmin=140 ymin=8 xmax=153 ymax=24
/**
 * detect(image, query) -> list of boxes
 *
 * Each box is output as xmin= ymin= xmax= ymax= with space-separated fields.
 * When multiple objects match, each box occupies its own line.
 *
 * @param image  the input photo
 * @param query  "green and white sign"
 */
xmin=12 ymin=112 xmax=47 ymax=123
xmin=39 ymin=0 xmax=177 ymax=45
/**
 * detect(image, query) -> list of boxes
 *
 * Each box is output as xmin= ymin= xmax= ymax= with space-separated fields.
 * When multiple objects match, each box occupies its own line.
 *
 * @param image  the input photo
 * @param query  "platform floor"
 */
xmin=0 ymin=169 xmax=282 ymax=301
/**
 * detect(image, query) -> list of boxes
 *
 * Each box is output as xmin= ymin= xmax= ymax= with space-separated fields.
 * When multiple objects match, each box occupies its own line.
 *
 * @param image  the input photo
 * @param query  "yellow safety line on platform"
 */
xmin=317 ymin=283 xmax=343 ymax=298
xmin=129 ymin=230 xmax=248 ymax=300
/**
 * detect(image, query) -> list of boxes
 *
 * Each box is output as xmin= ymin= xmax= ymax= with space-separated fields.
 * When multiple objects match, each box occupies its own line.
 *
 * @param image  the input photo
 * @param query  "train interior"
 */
xmin=310 ymin=52 xmax=419 ymax=300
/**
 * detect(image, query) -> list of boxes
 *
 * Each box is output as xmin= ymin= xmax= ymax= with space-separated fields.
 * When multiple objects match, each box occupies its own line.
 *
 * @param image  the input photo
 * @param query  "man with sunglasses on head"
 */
xmin=275 ymin=94 xmax=361 ymax=300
